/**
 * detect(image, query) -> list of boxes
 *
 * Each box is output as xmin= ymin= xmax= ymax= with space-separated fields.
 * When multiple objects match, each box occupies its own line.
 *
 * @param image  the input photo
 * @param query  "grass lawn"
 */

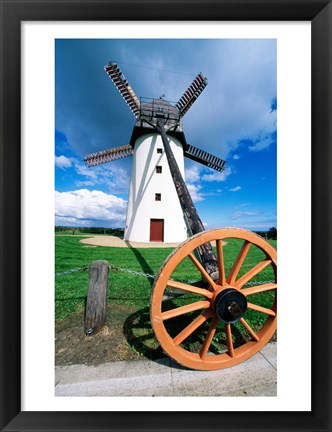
xmin=55 ymin=235 xmax=276 ymax=366
xmin=55 ymin=236 xmax=174 ymax=320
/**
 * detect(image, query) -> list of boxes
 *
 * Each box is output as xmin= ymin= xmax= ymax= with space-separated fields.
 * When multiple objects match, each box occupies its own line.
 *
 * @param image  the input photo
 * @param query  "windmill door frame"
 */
xmin=150 ymin=219 xmax=164 ymax=242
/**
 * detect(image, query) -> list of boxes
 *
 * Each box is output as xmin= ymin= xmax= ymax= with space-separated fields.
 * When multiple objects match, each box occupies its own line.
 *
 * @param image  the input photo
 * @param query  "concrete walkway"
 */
xmin=55 ymin=342 xmax=276 ymax=397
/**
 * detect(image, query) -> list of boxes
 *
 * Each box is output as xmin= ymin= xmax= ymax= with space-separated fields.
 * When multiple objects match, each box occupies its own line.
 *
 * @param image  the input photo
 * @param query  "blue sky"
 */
xmin=55 ymin=38 xmax=276 ymax=231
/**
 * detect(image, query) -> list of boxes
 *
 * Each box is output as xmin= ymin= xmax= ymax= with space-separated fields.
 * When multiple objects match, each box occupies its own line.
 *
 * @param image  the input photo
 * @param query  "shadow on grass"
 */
xmin=125 ymin=242 xmax=155 ymax=287
xmin=123 ymin=303 xmax=195 ymax=371
xmin=123 ymin=299 xmax=256 ymax=367
xmin=123 ymin=304 xmax=164 ymax=361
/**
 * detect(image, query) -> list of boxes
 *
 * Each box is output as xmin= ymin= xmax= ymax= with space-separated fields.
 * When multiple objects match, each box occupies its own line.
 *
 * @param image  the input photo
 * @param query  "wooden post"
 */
xmin=84 ymin=260 xmax=110 ymax=336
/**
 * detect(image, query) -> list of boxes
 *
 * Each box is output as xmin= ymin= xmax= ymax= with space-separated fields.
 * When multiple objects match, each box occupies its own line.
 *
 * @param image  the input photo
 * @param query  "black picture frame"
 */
xmin=1 ymin=1 xmax=331 ymax=431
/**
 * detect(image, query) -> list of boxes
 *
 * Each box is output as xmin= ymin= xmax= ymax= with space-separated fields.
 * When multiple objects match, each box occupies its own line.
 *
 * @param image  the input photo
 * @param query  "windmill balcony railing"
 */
xmin=139 ymin=97 xmax=181 ymax=126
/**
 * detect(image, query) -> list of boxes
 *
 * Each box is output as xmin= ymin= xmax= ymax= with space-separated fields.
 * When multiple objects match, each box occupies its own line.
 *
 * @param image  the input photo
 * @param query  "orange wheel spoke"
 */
xmin=225 ymin=323 xmax=234 ymax=357
xmin=227 ymin=241 xmax=251 ymax=285
xmin=161 ymin=300 xmax=210 ymax=321
xmin=242 ymin=282 xmax=277 ymax=296
xmin=235 ymin=259 xmax=272 ymax=289
xmin=199 ymin=316 xmax=219 ymax=359
xmin=247 ymin=302 xmax=276 ymax=316
xmin=239 ymin=317 xmax=260 ymax=341
xmin=173 ymin=310 xmax=213 ymax=346
xmin=216 ymin=239 xmax=226 ymax=286
xmin=167 ymin=280 xmax=213 ymax=299
xmin=188 ymin=253 xmax=218 ymax=290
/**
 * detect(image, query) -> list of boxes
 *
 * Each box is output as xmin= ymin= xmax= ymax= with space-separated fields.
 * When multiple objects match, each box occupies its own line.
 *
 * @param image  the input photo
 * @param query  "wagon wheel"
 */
xmin=150 ymin=228 xmax=277 ymax=370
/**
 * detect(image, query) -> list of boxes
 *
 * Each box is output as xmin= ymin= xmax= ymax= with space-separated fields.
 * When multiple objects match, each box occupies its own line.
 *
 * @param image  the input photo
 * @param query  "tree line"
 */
xmin=55 ymin=226 xmax=124 ymax=237
xmin=55 ymin=226 xmax=277 ymax=240
xmin=254 ymin=227 xmax=277 ymax=240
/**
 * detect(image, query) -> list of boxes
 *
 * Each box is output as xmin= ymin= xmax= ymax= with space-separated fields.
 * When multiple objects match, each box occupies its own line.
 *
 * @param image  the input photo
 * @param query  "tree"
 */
xmin=267 ymin=227 xmax=277 ymax=240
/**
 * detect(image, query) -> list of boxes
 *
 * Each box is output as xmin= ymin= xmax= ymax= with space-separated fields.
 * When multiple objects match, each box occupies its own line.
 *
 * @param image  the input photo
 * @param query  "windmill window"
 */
xmin=156 ymin=165 xmax=162 ymax=174
xmin=155 ymin=193 xmax=161 ymax=201
xmin=157 ymin=148 xmax=163 ymax=154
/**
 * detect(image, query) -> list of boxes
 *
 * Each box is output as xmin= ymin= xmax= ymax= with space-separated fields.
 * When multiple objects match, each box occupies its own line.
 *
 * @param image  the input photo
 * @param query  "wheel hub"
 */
xmin=214 ymin=288 xmax=247 ymax=324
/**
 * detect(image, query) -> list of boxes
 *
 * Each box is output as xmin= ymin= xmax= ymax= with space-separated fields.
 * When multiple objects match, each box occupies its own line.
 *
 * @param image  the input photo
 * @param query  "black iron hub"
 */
xmin=214 ymin=288 xmax=248 ymax=324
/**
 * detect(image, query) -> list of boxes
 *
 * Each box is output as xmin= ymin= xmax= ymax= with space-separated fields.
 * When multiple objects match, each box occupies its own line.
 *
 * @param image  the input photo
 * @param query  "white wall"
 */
xmin=124 ymin=132 xmax=188 ymax=243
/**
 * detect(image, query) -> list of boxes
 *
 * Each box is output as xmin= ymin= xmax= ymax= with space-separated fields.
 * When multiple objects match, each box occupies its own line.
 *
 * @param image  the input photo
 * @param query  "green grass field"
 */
xmin=55 ymin=235 xmax=276 ymax=320
xmin=55 ymin=234 xmax=277 ymax=364
xmin=55 ymin=236 xmax=176 ymax=320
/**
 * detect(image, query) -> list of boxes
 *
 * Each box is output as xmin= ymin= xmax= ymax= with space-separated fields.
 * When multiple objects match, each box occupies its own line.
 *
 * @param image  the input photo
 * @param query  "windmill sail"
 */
xmin=84 ymin=144 xmax=134 ymax=167
xmin=104 ymin=62 xmax=141 ymax=118
xmin=175 ymin=73 xmax=208 ymax=118
xmin=184 ymin=144 xmax=225 ymax=172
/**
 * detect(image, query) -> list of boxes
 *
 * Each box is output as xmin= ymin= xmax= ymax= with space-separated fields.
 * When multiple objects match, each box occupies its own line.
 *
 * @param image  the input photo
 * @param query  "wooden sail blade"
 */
xmin=104 ymin=62 xmax=141 ymax=118
xmin=175 ymin=72 xmax=208 ymax=117
xmin=84 ymin=144 xmax=134 ymax=167
xmin=184 ymin=144 xmax=226 ymax=172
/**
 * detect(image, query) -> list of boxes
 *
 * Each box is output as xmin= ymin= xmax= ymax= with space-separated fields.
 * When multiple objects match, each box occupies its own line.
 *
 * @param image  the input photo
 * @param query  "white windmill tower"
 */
xmin=84 ymin=61 xmax=225 ymax=245
xmin=123 ymin=97 xmax=188 ymax=243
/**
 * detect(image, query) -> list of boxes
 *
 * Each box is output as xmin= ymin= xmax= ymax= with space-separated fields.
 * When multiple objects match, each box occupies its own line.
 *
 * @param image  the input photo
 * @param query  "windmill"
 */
xmin=84 ymin=61 xmax=226 ymax=277
xmin=84 ymin=62 xmax=278 ymax=371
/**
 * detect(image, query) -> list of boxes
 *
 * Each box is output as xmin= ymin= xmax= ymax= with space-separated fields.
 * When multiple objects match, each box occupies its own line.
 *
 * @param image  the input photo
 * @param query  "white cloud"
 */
xmin=75 ymin=180 xmax=95 ymax=187
xmin=201 ymin=167 xmax=232 ymax=183
xmin=55 ymin=189 xmax=127 ymax=226
xmin=229 ymin=186 xmax=241 ymax=192
xmin=55 ymin=216 xmax=92 ymax=227
xmin=70 ymin=158 xmax=131 ymax=194
xmin=105 ymin=165 xmax=131 ymax=193
xmin=233 ymin=154 xmax=240 ymax=160
xmin=185 ymin=165 xmax=201 ymax=183
xmin=248 ymin=134 xmax=275 ymax=152
xmin=55 ymin=155 xmax=72 ymax=169
xmin=184 ymin=39 xmax=277 ymax=158
xmin=72 ymin=159 xmax=98 ymax=180
xmin=183 ymin=162 xmax=231 ymax=202
xmin=235 ymin=202 xmax=251 ymax=209
xmin=186 ymin=184 xmax=204 ymax=202
xmin=231 ymin=210 xmax=261 ymax=220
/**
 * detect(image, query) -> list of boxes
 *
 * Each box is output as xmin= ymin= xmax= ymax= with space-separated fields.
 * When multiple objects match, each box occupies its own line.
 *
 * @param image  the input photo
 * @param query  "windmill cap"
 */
xmin=138 ymin=97 xmax=182 ymax=130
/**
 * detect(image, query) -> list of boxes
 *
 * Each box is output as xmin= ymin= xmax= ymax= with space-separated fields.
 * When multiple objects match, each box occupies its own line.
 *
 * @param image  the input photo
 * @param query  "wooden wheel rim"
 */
xmin=150 ymin=228 xmax=277 ymax=371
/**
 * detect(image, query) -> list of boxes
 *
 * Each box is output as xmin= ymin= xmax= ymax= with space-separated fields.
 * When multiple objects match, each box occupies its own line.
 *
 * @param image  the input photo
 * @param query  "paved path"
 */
xmin=55 ymin=342 xmax=276 ymax=397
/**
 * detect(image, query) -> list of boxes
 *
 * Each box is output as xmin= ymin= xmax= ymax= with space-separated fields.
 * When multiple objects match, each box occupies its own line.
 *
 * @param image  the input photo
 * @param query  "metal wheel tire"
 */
xmin=150 ymin=228 xmax=277 ymax=371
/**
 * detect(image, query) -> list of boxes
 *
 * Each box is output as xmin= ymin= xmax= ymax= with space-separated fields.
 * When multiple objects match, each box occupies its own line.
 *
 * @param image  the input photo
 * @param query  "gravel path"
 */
xmin=80 ymin=235 xmax=182 ymax=248
xmin=79 ymin=235 xmax=221 ymax=249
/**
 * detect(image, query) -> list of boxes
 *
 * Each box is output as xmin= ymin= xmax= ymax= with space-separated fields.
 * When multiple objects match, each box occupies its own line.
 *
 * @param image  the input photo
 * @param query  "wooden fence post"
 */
xmin=84 ymin=260 xmax=110 ymax=336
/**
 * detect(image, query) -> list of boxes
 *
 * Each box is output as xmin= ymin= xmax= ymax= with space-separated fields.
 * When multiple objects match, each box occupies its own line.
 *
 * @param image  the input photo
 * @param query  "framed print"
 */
xmin=1 ymin=0 xmax=331 ymax=431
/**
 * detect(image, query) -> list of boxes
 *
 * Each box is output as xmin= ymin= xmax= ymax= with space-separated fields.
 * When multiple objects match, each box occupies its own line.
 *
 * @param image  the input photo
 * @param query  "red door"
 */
xmin=150 ymin=219 xmax=164 ymax=242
